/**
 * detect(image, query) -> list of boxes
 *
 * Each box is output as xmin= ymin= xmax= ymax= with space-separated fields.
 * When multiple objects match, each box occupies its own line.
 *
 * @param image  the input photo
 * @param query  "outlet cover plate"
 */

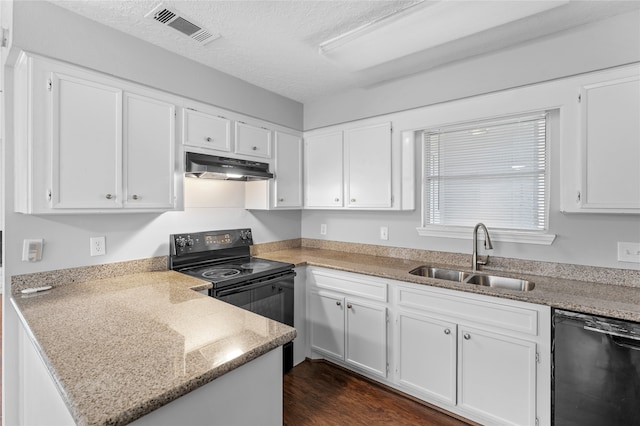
xmin=90 ymin=236 xmax=106 ymax=256
xmin=618 ymin=242 xmax=640 ymax=263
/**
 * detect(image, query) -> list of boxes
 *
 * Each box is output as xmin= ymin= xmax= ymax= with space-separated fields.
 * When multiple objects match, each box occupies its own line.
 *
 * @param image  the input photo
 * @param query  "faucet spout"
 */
xmin=472 ymin=223 xmax=493 ymax=272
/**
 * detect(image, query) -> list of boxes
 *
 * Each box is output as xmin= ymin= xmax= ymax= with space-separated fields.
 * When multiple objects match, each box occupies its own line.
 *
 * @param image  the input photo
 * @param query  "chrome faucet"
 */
xmin=472 ymin=223 xmax=493 ymax=272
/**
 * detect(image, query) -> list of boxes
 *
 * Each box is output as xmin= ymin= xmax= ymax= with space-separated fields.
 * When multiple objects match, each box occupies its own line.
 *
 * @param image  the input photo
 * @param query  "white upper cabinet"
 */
xmin=50 ymin=72 xmax=122 ymax=209
xmin=245 ymin=129 xmax=303 ymax=210
xmin=182 ymin=107 xmax=231 ymax=152
xmin=344 ymin=122 xmax=392 ymax=208
xmin=235 ymin=121 xmax=271 ymax=158
xmin=14 ymin=52 xmax=180 ymax=214
xmin=303 ymin=121 xmax=410 ymax=210
xmin=577 ymin=76 xmax=640 ymax=212
xmin=123 ymin=93 xmax=176 ymax=209
xmin=304 ymin=130 xmax=344 ymax=208
xmin=273 ymin=131 xmax=303 ymax=208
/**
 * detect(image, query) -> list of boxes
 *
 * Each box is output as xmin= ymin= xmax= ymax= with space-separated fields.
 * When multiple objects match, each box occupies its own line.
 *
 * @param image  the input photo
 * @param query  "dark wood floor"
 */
xmin=284 ymin=360 xmax=473 ymax=426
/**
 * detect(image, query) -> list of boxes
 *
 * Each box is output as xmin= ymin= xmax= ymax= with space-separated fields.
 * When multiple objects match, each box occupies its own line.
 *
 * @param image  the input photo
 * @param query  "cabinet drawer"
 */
xmin=309 ymin=268 xmax=387 ymax=302
xmin=397 ymin=286 xmax=538 ymax=336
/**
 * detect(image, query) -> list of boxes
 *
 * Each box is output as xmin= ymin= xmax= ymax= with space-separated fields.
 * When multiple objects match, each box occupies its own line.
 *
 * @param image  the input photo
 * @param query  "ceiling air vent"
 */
xmin=145 ymin=3 xmax=219 ymax=45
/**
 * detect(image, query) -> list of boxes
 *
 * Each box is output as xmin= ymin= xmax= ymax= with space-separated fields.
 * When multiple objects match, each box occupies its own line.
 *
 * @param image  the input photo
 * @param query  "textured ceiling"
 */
xmin=49 ymin=0 xmax=640 ymax=103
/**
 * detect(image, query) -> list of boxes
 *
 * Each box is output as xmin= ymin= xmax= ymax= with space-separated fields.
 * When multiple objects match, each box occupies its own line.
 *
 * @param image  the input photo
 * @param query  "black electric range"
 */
xmin=169 ymin=228 xmax=296 ymax=372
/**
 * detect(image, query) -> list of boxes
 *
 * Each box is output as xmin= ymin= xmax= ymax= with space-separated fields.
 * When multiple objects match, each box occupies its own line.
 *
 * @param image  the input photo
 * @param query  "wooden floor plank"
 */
xmin=284 ymin=360 xmax=473 ymax=426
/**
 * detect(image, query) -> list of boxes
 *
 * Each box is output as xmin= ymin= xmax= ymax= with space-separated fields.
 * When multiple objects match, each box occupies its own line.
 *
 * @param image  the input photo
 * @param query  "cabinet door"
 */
xmin=274 ymin=131 xmax=303 ymax=208
xmin=458 ymin=326 xmax=537 ymax=426
xmin=235 ymin=121 xmax=271 ymax=158
xmin=182 ymin=108 xmax=231 ymax=152
xmin=304 ymin=131 xmax=343 ymax=207
xmin=51 ymin=72 xmax=122 ymax=209
xmin=579 ymin=76 xmax=640 ymax=211
xmin=397 ymin=311 xmax=457 ymax=405
xmin=309 ymin=291 xmax=345 ymax=359
xmin=123 ymin=93 xmax=176 ymax=209
xmin=345 ymin=299 xmax=387 ymax=378
xmin=344 ymin=122 xmax=392 ymax=208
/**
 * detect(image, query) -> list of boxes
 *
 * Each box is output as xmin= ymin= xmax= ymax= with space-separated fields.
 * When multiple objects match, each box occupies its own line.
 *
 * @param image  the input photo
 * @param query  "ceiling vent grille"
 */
xmin=145 ymin=3 xmax=219 ymax=45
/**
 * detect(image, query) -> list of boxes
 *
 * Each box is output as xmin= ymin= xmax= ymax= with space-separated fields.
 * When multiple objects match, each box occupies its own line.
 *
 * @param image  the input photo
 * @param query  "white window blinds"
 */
xmin=423 ymin=113 xmax=548 ymax=231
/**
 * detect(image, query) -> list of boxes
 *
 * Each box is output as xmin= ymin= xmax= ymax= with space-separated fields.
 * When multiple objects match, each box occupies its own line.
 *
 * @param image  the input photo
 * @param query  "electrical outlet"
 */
xmin=380 ymin=226 xmax=389 ymax=240
xmin=90 ymin=236 xmax=106 ymax=256
xmin=618 ymin=242 xmax=640 ymax=263
xmin=320 ymin=224 xmax=327 ymax=235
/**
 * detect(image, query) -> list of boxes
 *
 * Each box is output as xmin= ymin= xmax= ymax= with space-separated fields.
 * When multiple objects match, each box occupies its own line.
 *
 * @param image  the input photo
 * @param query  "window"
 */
xmin=419 ymin=112 xmax=555 ymax=244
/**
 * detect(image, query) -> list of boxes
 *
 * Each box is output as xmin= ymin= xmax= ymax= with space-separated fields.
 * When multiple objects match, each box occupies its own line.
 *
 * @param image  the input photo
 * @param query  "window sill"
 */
xmin=417 ymin=226 xmax=556 ymax=245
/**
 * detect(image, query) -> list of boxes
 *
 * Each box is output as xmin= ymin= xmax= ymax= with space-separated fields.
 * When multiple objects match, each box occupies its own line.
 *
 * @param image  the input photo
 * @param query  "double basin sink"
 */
xmin=409 ymin=266 xmax=535 ymax=291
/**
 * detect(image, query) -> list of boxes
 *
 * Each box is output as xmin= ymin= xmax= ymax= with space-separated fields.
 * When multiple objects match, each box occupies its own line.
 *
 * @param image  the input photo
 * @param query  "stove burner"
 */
xmin=240 ymin=262 xmax=271 ymax=271
xmin=202 ymin=268 xmax=241 ymax=279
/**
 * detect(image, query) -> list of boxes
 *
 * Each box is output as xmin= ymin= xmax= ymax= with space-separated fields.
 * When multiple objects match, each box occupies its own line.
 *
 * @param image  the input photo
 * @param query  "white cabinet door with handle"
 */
xmin=458 ymin=326 xmax=537 ymax=426
xmin=345 ymin=299 xmax=388 ymax=378
xmin=123 ymin=92 xmax=176 ymax=209
xmin=235 ymin=121 xmax=271 ymax=158
xmin=51 ymin=71 xmax=123 ymax=209
xmin=182 ymin=108 xmax=231 ymax=152
xmin=304 ymin=131 xmax=343 ymax=208
xmin=309 ymin=291 xmax=345 ymax=360
xmin=397 ymin=311 xmax=457 ymax=405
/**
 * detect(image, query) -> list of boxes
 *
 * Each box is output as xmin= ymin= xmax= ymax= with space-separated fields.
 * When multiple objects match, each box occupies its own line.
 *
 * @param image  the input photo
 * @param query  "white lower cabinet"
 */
xmin=395 ymin=284 xmax=547 ymax=426
xmin=457 ymin=326 xmax=537 ymax=425
xmin=397 ymin=311 xmax=457 ymax=405
xmin=309 ymin=290 xmax=346 ymax=360
xmin=305 ymin=267 xmax=551 ymax=426
xmin=309 ymin=290 xmax=388 ymax=378
xmin=308 ymin=268 xmax=388 ymax=378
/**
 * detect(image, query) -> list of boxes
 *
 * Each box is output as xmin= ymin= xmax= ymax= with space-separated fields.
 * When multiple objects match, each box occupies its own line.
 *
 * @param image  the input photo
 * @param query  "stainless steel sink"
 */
xmin=409 ymin=266 xmax=471 ymax=282
xmin=465 ymin=274 xmax=535 ymax=291
xmin=409 ymin=266 xmax=535 ymax=291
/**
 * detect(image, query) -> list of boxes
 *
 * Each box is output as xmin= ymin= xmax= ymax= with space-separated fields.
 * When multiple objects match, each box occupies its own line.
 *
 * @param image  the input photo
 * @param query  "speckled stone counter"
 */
xmin=258 ymin=247 xmax=640 ymax=322
xmin=12 ymin=270 xmax=296 ymax=426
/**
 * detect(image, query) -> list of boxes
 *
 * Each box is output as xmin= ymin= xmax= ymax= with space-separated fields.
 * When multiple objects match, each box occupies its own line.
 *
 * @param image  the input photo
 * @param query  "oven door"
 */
xmin=213 ymin=271 xmax=295 ymax=373
xmin=213 ymin=271 xmax=295 ymax=327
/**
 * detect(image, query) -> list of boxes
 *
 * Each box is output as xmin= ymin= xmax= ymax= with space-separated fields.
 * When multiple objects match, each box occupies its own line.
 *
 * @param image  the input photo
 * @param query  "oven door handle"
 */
xmin=216 ymin=272 xmax=294 ymax=297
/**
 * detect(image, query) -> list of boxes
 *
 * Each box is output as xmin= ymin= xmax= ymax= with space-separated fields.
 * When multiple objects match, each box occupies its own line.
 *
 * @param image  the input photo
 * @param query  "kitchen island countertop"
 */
xmin=258 ymin=247 xmax=640 ymax=322
xmin=12 ymin=270 xmax=296 ymax=426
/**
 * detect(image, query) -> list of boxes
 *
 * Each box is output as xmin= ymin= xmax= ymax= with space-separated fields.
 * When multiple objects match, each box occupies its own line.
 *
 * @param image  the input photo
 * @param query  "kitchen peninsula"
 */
xmin=12 ymin=266 xmax=296 ymax=426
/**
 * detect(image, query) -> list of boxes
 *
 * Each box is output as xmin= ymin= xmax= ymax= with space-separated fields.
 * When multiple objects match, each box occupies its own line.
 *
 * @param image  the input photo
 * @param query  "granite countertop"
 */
xmin=12 ymin=270 xmax=296 ymax=426
xmin=258 ymin=247 xmax=640 ymax=322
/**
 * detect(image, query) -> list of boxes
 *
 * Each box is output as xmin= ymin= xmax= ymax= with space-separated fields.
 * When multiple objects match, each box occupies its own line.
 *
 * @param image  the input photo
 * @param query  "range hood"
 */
xmin=185 ymin=152 xmax=274 ymax=181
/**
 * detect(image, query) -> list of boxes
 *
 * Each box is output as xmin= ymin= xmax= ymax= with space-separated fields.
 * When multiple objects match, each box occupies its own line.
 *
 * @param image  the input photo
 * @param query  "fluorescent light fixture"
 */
xmin=319 ymin=0 xmax=569 ymax=71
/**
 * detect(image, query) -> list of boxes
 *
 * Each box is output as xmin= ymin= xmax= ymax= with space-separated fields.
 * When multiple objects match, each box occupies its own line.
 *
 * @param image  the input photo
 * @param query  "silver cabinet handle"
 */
xmin=279 ymin=198 xmax=284 ymax=202
xmin=252 ymin=146 xmax=258 ymax=150
xmin=444 ymin=329 xmax=451 ymax=335
xmin=334 ymin=198 xmax=340 ymax=202
xmin=464 ymin=333 xmax=471 ymax=340
xmin=350 ymin=198 xmax=356 ymax=202
xmin=132 ymin=194 xmax=140 ymax=200
xmin=205 ymin=137 xmax=213 ymax=142
xmin=105 ymin=194 xmax=113 ymax=200
xmin=336 ymin=301 xmax=341 ymax=306
xmin=347 ymin=303 xmax=353 ymax=309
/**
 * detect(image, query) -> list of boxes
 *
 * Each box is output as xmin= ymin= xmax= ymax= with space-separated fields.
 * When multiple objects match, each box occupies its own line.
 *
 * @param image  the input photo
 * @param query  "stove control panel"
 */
xmin=170 ymin=228 xmax=253 ymax=256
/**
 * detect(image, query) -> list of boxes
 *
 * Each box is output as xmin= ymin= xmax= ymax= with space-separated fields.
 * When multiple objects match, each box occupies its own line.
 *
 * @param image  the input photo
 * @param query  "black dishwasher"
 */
xmin=553 ymin=309 xmax=640 ymax=425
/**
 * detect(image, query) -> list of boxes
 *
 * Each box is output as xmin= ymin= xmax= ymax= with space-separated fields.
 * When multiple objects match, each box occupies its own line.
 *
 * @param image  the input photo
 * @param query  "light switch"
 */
xmin=618 ymin=242 xmax=640 ymax=263
xmin=22 ymin=239 xmax=44 ymax=262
